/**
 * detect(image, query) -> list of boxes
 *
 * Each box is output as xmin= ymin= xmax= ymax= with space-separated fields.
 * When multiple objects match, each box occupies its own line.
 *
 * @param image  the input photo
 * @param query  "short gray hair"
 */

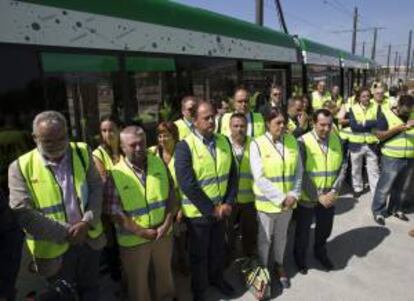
xmin=33 ymin=111 xmax=67 ymax=135
xmin=120 ymin=125 xmax=145 ymax=138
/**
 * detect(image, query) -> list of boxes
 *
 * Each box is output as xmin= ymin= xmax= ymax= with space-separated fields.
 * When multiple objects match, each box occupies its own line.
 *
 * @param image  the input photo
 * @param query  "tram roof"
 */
xmin=12 ymin=0 xmax=297 ymax=62
xmin=298 ymin=38 xmax=342 ymax=66
xmin=299 ymin=38 xmax=376 ymax=69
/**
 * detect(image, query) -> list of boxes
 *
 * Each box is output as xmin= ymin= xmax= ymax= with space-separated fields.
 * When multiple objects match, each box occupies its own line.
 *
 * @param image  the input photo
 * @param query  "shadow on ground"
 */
xmin=335 ymin=197 xmax=358 ymax=215
xmin=327 ymin=226 xmax=391 ymax=270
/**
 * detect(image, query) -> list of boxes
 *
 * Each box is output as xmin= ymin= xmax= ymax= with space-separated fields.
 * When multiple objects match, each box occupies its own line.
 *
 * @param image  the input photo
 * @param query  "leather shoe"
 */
xmin=315 ymin=254 xmax=334 ymax=271
xmin=294 ymin=256 xmax=308 ymax=275
xmin=409 ymin=229 xmax=414 ymax=237
xmin=297 ymin=266 xmax=308 ymax=275
xmin=374 ymin=214 xmax=386 ymax=226
xmin=393 ymin=211 xmax=409 ymax=222
xmin=211 ymin=280 xmax=234 ymax=296
xmin=279 ymin=276 xmax=291 ymax=289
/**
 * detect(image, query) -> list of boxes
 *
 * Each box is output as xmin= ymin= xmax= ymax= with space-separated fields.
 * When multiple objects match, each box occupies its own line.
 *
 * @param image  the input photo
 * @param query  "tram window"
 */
xmin=307 ymin=65 xmax=341 ymax=91
xmin=41 ymin=53 xmax=119 ymax=146
xmin=291 ymin=63 xmax=303 ymax=97
xmin=242 ymin=62 xmax=286 ymax=111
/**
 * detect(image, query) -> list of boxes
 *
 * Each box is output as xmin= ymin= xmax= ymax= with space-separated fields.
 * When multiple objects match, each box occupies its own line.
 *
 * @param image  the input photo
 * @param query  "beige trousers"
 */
xmin=120 ymin=236 xmax=175 ymax=301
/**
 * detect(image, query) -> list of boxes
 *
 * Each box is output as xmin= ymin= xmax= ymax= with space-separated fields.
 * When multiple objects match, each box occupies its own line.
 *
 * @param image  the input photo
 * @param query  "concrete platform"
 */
xmin=15 ymin=189 xmax=414 ymax=300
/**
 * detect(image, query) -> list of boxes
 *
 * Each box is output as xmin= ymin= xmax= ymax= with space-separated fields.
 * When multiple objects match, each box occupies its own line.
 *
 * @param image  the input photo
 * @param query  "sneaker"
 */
xmin=374 ymin=214 xmax=385 ymax=226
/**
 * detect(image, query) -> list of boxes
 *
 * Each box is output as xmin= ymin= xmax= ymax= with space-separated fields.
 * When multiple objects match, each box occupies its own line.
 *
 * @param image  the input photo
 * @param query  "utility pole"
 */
xmin=362 ymin=41 xmax=365 ymax=57
xmin=352 ymin=7 xmax=358 ymax=54
xmin=394 ymin=51 xmax=398 ymax=71
xmin=255 ymin=0 xmax=263 ymax=26
xmin=371 ymin=27 xmax=378 ymax=60
xmin=386 ymin=44 xmax=392 ymax=84
xmin=386 ymin=44 xmax=392 ymax=69
xmin=406 ymin=29 xmax=412 ymax=78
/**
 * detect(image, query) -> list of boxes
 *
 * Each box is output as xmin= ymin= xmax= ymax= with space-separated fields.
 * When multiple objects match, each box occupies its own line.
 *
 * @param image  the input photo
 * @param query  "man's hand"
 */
xmin=175 ymin=210 xmax=184 ymax=223
xmin=68 ymin=221 xmax=90 ymax=245
xmin=138 ymin=228 xmax=158 ymax=241
xmin=156 ymin=219 xmax=172 ymax=240
xmin=219 ymin=204 xmax=232 ymax=218
xmin=406 ymin=120 xmax=414 ymax=128
xmin=212 ymin=205 xmax=222 ymax=220
xmin=298 ymin=113 xmax=308 ymax=129
xmin=283 ymin=195 xmax=297 ymax=208
xmin=113 ymin=214 xmax=137 ymax=233
xmin=318 ymin=193 xmax=333 ymax=208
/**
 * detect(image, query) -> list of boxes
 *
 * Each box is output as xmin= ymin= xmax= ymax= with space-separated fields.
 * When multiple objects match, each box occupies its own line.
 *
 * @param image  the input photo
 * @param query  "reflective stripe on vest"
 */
xmin=348 ymin=104 xmax=379 ymax=144
xmin=234 ymin=137 xmax=254 ymax=204
xmin=18 ymin=142 xmax=103 ymax=259
xmin=220 ymin=112 xmax=265 ymax=138
xmin=93 ymin=145 xmax=114 ymax=170
xmin=112 ymin=154 xmax=169 ymax=247
xmin=174 ymin=119 xmax=193 ymax=140
xmin=312 ymin=91 xmax=331 ymax=110
xmin=381 ymin=109 xmax=414 ymax=158
xmin=181 ymin=133 xmax=232 ymax=218
xmin=300 ymin=132 xmax=343 ymax=202
xmin=252 ymin=134 xmax=299 ymax=213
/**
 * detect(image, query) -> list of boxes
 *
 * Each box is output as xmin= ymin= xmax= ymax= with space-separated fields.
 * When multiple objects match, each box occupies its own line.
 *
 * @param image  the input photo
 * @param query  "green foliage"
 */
xmin=159 ymin=100 xmax=173 ymax=121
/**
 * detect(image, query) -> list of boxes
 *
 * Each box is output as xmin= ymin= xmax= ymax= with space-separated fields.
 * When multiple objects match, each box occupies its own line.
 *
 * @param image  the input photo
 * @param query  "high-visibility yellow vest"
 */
xmin=300 ymin=132 xmax=343 ymax=202
xmin=111 ymin=154 xmax=169 ymax=247
xmin=181 ymin=133 xmax=232 ymax=218
xmin=234 ymin=137 xmax=254 ymax=204
xmin=312 ymin=91 xmax=331 ymax=110
xmin=174 ymin=118 xmax=193 ymax=140
xmin=18 ymin=142 xmax=103 ymax=259
xmin=333 ymin=96 xmax=343 ymax=108
xmin=370 ymin=97 xmax=392 ymax=109
xmin=148 ymin=146 xmax=178 ymax=191
xmin=93 ymin=145 xmax=115 ymax=170
xmin=381 ymin=109 xmax=414 ymax=159
xmin=287 ymin=117 xmax=309 ymax=135
xmin=348 ymin=103 xmax=379 ymax=144
xmin=220 ymin=112 xmax=265 ymax=138
xmin=252 ymin=134 xmax=299 ymax=213
xmin=338 ymin=103 xmax=352 ymax=141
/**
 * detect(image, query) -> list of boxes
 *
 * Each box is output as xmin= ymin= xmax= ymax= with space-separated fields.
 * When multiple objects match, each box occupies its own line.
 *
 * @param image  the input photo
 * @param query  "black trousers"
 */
xmin=49 ymin=244 xmax=101 ymax=301
xmin=186 ymin=217 xmax=225 ymax=300
xmin=0 ymin=228 xmax=23 ymax=300
xmin=294 ymin=203 xmax=334 ymax=266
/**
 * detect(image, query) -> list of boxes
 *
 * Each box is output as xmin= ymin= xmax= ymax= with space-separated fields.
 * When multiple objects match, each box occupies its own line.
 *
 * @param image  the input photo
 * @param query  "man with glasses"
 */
xmin=259 ymin=85 xmax=284 ymax=115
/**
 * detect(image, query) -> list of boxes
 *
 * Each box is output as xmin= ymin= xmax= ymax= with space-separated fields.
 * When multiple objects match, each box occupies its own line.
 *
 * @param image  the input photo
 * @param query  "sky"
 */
xmin=173 ymin=0 xmax=414 ymax=66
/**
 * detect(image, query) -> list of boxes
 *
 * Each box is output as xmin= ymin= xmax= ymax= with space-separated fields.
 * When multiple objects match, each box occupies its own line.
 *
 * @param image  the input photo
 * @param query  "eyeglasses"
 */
xmin=272 ymin=93 xmax=281 ymax=96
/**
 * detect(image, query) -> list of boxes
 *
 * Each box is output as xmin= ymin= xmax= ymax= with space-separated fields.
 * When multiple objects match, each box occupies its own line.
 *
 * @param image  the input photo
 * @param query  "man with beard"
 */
xmin=8 ymin=111 xmax=105 ymax=300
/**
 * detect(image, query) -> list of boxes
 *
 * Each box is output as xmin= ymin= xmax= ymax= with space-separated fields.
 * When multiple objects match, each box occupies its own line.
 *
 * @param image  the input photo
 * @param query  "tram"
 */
xmin=0 ymin=0 xmax=377 ymax=145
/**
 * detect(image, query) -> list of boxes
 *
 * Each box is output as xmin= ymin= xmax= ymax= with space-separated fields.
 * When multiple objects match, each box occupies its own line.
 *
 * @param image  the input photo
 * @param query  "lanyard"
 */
xmin=265 ymin=135 xmax=285 ymax=188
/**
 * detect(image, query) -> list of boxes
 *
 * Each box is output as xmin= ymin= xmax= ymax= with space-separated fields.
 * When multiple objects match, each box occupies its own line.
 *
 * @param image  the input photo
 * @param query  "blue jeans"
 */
xmin=372 ymin=156 xmax=414 ymax=216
